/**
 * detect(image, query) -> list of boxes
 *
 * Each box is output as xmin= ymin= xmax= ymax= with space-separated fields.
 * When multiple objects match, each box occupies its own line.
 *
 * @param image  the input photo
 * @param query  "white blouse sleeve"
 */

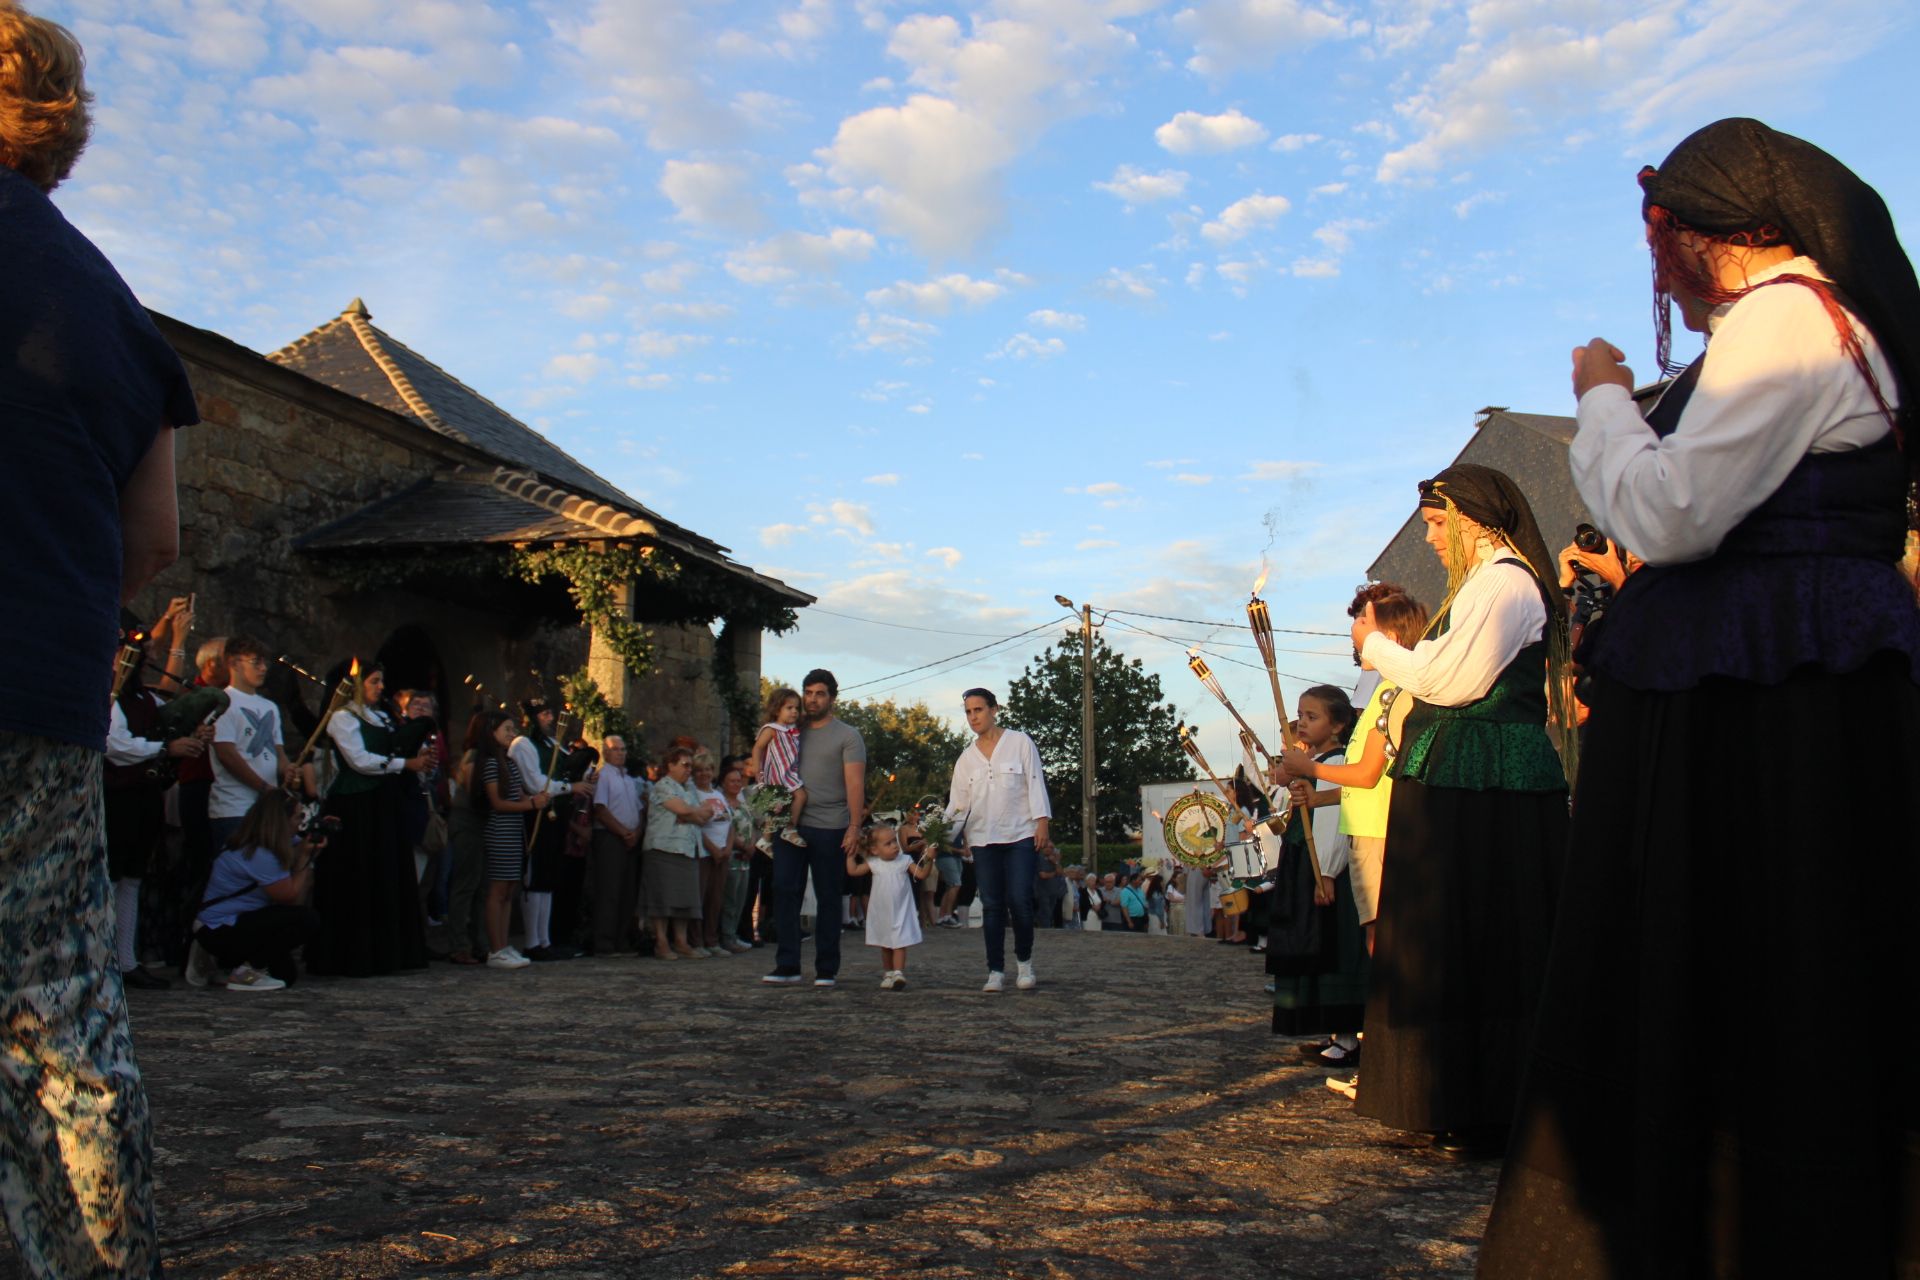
xmin=1360 ymin=562 xmax=1544 ymax=707
xmin=328 ymin=709 xmax=405 ymax=776
xmin=944 ymin=750 xmax=975 ymax=824
xmin=105 ymin=702 xmax=165 ymax=765
xmin=508 ymin=736 xmax=567 ymax=796
xmin=1570 ymin=279 xmax=1897 ymax=565
xmin=1312 ymin=755 xmax=1349 ymax=879
xmin=1020 ymin=733 xmax=1052 ymax=822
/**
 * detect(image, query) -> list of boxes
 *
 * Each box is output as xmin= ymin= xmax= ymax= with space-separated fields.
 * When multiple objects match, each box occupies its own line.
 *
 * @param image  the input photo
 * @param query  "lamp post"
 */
xmin=1054 ymin=594 xmax=1097 ymax=875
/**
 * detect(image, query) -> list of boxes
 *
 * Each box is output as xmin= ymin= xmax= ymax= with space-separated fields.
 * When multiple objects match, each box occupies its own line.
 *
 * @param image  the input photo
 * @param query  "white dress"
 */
xmin=863 ymin=855 xmax=923 ymax=949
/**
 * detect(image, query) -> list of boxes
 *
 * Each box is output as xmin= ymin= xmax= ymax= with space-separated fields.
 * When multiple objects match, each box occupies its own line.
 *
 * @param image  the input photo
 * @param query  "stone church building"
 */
xmin=136 ymin=299 xmax=810 ymax=755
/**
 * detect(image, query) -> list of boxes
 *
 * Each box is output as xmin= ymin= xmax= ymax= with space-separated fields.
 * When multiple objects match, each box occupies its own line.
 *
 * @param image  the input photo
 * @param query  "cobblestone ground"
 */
xmin=4 ymin=928 xmax=1497 ymax=1279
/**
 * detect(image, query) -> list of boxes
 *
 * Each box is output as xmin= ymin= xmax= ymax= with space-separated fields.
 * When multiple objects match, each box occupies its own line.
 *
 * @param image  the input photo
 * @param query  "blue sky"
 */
xmin=48 ymin=0 xmax=1920 ymax=758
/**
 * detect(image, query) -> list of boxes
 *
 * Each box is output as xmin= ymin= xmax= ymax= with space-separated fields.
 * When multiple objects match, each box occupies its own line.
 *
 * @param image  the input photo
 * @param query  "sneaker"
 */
xmin=184 ymin=939 xmax=221 ymax=989
xmin=1015 ymin=960 xmax=1037 ymax=991
xmin=1327 ymin=1074 xmax=1359 ymax=1101
xmin=813 ymin=976 xmax=837 ymax=988
xmin=889 ymin=971 xmax=908 ymax=990
xmin=982 ymin=970 xmax=1004 ymax=993
xmin=487 ymin=949 xmax=531 ymax=969
xmin=723 ymin=939 xmax=752 ymax=954
xmin=879 ymin=971 xmax=901 ymax=990
xmin=762 ymin=968 xmax=804 ymax=985
xmin=779 ymin=828 xmax=808 ymax=847
xmin=226 ymin=964 xmax=286 ymax=992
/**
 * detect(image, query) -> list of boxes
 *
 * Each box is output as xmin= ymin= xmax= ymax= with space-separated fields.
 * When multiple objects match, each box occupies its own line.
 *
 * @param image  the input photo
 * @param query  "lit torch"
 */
xmin=1187 ymin=648 xmax=1273 ymax=765
xmin=290 ymin=657 xmax=359 ymax=776
xmin=1245 ymin=566 xmax=1320 ymax=873
xmin=1175 ymin=722 xmax=1258 ymax=838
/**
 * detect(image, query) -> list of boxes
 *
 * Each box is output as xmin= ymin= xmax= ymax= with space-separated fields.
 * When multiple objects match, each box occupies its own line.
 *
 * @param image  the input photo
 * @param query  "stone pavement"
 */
xmin=5 ymin=928 xmax=1497 ymax=1279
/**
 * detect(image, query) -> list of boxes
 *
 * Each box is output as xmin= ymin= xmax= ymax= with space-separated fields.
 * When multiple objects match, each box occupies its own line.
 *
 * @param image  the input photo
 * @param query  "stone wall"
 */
xmin=131 ymin=316 xmax=740 ymax=750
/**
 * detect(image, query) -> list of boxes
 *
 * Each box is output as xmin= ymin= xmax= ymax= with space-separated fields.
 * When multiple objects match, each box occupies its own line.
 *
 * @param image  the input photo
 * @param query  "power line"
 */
xmin=837 ymin=616 xmax=1074 ymax=694
xmin=1102 ymin=616 xmax=1344 ymax=689
xmin=805 ymin=606 xmax=1024 ymax=638
xmin=1106 ymin=607 xmax=1345 ymax=638
xmin=847 ymin=628 xmax=1062 ymax=702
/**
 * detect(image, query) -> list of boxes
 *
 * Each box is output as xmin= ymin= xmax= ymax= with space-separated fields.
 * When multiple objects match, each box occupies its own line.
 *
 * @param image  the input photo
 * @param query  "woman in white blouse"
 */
xmin=944 ymin=688 xmax=1052 ymax=993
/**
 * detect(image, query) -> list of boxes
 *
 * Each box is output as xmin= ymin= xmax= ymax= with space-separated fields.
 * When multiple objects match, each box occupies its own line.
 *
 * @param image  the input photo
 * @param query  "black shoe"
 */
xmin=1432 ymin=1131 xmax=1472 ymax=1158
xmin=1301 ymin=1041 xmax=1360 ymax=1069
xmin=123 ymin=967 xmax=171 ymax=990
xmin=524 ymin=946 xmax=557 ymax=962
xmin=546 ymin=943 xmax=583 ymax=960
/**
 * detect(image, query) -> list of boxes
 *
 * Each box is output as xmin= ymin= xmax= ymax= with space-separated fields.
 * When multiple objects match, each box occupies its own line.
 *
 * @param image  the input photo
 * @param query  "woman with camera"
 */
xmin=188 ymin=791 xmax=322 ymax=992
xmin=1481 ymin=119 xmax=1920 ymax=1277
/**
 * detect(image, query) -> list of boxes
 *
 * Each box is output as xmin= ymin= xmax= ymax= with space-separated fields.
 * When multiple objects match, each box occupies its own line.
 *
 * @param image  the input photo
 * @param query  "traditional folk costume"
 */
xmin=308 ymin=694 xmax=428 ymax=977
xmin=509 ymin=708 xmax=576 ymax=955
xmin=1481 ymin=119 xmax=1920 ymax=1278
xmin=1355 ymin=467 xmax=1573 ymax=1145
xmin=1267 ymin=749 xmax=1367 ymax=1037
xmin=103 ymin=686 xmax=172 ymax=977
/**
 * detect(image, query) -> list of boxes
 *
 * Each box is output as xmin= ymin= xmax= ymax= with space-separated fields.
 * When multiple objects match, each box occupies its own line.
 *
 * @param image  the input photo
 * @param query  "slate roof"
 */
xmin=271 ymin=300 xmax=812 ymax=606
xmin=270 ymin=300 xmax=642 ymax=516
xmin=295 ymin=465 xmax=812 ymax=604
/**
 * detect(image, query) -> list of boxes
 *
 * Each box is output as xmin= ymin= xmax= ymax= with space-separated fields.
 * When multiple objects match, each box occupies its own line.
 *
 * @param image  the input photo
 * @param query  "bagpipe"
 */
xmin=108 ymin=640 xmax=230 ymax=786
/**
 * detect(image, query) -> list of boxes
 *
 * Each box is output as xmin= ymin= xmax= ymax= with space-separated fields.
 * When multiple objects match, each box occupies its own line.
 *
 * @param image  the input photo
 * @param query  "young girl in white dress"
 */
xmin=846 ymin=824 xmax=932 ymax=989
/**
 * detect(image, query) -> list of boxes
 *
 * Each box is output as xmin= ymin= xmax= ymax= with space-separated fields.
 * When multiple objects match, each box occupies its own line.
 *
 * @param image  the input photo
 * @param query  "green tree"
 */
xmin=1002 ymin=628 xmax=1192 ymax=842
xmin=835 ymin=696 xmax=971 ymax=815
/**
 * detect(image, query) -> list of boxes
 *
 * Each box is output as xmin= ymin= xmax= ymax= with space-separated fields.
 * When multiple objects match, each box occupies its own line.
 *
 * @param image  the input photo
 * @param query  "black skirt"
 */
xmin=1479 ymin=653 xmax=1920 ymax=1278
xmin=524 ymin=800 xmax=567 ymax=892
xmin=1355 ymin=776 xmax=1567 ymax=1135
xmin=308 ymin=781 xmax=428 ymax=977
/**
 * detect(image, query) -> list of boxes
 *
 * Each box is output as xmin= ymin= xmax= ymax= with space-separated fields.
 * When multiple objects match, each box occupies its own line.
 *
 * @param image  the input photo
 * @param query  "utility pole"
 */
xmin=1054 ymin=594 xmax=1099 ymax=875
xmin=1079 ymin=602 xmax=1096 ymax=875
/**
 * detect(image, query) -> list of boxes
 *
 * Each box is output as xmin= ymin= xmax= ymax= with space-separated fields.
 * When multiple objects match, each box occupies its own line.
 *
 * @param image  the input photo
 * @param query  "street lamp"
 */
xmin=1054 ymin=594 xmax=1097 ymax=875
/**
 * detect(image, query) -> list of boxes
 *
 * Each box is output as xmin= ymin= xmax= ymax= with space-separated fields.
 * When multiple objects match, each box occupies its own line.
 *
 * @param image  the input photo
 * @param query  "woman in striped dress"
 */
xmin=474 ymin=711 xmax=546 ymax=969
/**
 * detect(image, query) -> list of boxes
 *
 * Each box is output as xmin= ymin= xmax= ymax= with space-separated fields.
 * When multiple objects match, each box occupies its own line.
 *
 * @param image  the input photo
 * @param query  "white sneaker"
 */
xmin=225 ymin=964 xmax=286 ymax=992
xmin=487 ymin=949 xmax=530 ymax=969
xmin=1327 ymin=1074 xmax=1359 ymax=1101
xmin=1016 ymin=960 xmax=1037 ymax=990
xmin=982 ymin=971 xmax=1004 ymax=993
xmin=184 ymin=938 xmax=221 ymax=988
xmin=879 ymin=971 xmax=900 ymax=990
xmin=890 ymin=970 xmax=907 ymax=990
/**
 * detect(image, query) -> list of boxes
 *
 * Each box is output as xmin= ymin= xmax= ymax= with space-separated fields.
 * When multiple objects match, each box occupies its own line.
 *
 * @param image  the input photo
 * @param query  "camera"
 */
xmin=297 ymin=809 xmax=341 ymax=855
xmin=1573 ymin=523 xmax=1610 ymax=555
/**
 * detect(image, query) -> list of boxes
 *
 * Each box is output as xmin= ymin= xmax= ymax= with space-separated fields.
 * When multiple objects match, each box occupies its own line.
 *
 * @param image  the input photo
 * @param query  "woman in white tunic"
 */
xmin=944 ymin=688 xmax=1053 ymax=993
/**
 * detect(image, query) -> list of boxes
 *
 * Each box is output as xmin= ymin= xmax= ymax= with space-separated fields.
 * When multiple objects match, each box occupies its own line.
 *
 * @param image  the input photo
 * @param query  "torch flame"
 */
xmin=1251 ymin=564 xmax=1269 ymax=596
xmin=1187 ymin=646 xmax=1201 ymax=659
xmin=349 ymin=657 xmax=361 ymax=678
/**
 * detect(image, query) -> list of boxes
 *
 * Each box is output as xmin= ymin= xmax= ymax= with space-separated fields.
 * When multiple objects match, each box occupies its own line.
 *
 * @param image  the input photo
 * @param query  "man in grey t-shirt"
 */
xmin=763 ymin=669 xmax=866 ymax=988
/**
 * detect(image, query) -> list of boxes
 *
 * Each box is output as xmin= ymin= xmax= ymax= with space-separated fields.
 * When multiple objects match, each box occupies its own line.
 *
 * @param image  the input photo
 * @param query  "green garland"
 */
xmin=511 ymin=545 xmax=662 ymax=679
xmin=710 ymin=620 xmax=758 ymax=741
xmin=561 ymin=669 xmax=633 ymax=744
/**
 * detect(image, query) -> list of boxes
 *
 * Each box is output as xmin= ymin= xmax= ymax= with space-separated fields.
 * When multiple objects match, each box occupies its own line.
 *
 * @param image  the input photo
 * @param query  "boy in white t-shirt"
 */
xmin=209 ymin=635 xmax=294 ymax=851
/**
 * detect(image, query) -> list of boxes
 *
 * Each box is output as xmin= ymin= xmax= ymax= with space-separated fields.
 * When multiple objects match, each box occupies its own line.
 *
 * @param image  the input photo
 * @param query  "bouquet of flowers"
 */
xmin=913 ymin=802 xmax=954 ymax=859
xmin=740 ymin=783 xmax=794 ymax=852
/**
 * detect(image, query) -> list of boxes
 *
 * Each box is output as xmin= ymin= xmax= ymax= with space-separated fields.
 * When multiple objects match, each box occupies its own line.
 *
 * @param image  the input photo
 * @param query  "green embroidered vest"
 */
xmin=329 ymin=711 xmax=395 ymax=797
xmin=1389 ymin=639 xmax=1566 ymax=793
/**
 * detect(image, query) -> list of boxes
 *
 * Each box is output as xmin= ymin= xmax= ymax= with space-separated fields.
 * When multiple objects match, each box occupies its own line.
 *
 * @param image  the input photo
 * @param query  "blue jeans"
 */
xmin=773 ymin=825 xmax=845 ymax=978
xmin=972 ymin=838 xmax=1038 ymax=973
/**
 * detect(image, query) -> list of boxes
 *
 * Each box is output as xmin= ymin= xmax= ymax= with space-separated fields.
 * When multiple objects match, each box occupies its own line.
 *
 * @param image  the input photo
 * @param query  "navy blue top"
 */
xmin=0 ymin=165 xmax=199 ymax=750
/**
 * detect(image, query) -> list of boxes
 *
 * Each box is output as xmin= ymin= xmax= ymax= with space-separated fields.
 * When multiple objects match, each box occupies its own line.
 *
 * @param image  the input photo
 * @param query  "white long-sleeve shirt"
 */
xmin=1251 ymin=750 xmax=1350 ymax=879
xmin=327 ymin=707 xmax=407 ymax=777
xmin=1360 ymin=547 xmax=1545 ymax=707
xmin=1571 ymin=256 xmax=1898 ymax=566
xmin=508 ymin=734 xmax=569 ymax=797
xmin=106 ymin=701 xmax=166 ymax=766
xmin=945 ymin=728 xmax=1052 ymax=848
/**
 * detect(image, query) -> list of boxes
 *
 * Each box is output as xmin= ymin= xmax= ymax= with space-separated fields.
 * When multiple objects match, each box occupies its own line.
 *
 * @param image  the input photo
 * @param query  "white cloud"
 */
xmin=864 ymin=272 xmax=1010 ymax=313
xmin=1312 ymin=217 xmax=1375 ymax=254
xmin=1270 ymin=131 xmax=1321 ymax=152
xmin=1172 ymin=473 xmax=1212 ymax=485
xmin=1076 ymin=538 xmax=1119 ymax=550
xmin=725 ymin=228 xmax=876 ymax=284
xmin=823 ymin=500 xmax=876 ymax=534
xmin=1026 ymin=309 xmax=1086 ymax=331
xmin=1174 ymin=1 xmax=1350 ymax=77
xmin=925 ymin=546 xmax=964 ymax=569
xmin=652 ymin=300 xmax=735 ymax=322
xmin=1454 ymin=190 xmax=1504 ymax=218
xmin=1019 ymin=530 xmax=1052 ymax=547
xmin=865 ymin=473 xmax=902 ymax=485
xmin=1240 ymin=460 xmax=1321 ymax=482
xmin=1201 ymin=192 xmax=1290 ymax=243
xmin=1093 ymin=164 xmax=1189 ymax=205
xmin=1311 ymin=181 xmax=1348 ymax=197
xmin=991 ymin=332 xmax=1067 ymax=360
xmin=856 ymin=311 xmax=940 ymax=351
xmin=543 ymin=352 xmax=607 ymax=382
xmin=627 ymin=330 xmax=712 ymax=361
xmin=1095 ymin=266 xmax=1160 ymax=301
xmin=1078 ymin=481 xmax=1128 ymax=497
xmin=659 ymin=159 xmax=765 ymax=233
xmin=760 ymin=522 xmax=808 ymax=546
xmin=1155 ymin=107 xmax=1268 ymax=155
xmin=1290 ymin=257 xmax=1340 ymax=278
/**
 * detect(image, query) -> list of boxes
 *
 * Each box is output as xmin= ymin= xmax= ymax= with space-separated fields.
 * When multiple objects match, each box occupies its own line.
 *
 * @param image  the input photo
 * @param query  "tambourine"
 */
xmin=1378 ymin=685 xmax=1414 ymax=760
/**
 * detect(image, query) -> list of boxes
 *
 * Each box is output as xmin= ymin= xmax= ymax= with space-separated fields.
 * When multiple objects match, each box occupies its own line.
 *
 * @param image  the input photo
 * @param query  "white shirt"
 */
xmin=1251 ymin=750 xmax=1350 ymax=879
xmin=593 ymin=763 xmax=640 ymax=832
xmin=508 ymin=734 xmax=569 ymax=797
xmin=1572 ymin=256 xmax=1898 ymax=566
xmin=327 ymin=707 xmax=406 ymax=776
xmin=696 ymin=786 xmax=732 ymax=858
xmin=106 ymin=701 xmax=165 ymax=766
xmin=211 ymin=688 xmax=282 ymax=820
xmin=944 ymin=728 xmax=1052 ymax=848
xmin=1360 ymin=547 xmax=1546 ymax=707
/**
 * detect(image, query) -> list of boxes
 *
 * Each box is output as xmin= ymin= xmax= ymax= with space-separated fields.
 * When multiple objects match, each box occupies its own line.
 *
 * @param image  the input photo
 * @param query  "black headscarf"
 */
xmin=1638 ymin=118 xmax=1919 ymax=456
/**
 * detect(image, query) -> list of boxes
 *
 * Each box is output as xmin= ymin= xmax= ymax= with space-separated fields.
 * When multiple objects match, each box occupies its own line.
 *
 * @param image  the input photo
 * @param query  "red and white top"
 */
xmin=760 ymin=721 xmax=802 ymax=789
